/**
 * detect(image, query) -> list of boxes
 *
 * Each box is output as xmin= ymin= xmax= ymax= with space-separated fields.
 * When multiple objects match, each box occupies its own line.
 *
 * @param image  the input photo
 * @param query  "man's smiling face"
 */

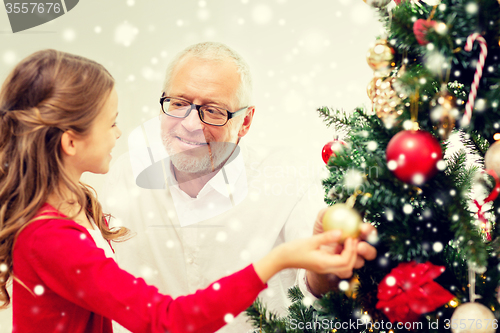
xmin=160 ymin=55 xmax=246 ymax=174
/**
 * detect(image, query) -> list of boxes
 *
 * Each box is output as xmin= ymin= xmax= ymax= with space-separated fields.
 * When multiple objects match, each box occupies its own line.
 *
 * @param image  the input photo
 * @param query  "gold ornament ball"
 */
xmin=366 ymin=40 xmax=395 ymax=77
xmin=367 ymin=77 xmax=382 ymax=100
xmin=363 ymin=0 xmax=392 ymax=8
xmin=430 ymin=90 xmax=457 ymax=140
xmin=450 ymin=303 xmax=496 ymax=333
xmin=485 ymin=140 xmax=500 ymax=178
xmin=322 ymin=204 xmax=362 ymax=244
xmin=368 ymin=77 xmax=403 ymax=128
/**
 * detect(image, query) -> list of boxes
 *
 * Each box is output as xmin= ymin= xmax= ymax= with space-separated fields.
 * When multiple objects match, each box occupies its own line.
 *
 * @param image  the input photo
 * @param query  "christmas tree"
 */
xmin=247 ymin=0 xmax=500 ymax=332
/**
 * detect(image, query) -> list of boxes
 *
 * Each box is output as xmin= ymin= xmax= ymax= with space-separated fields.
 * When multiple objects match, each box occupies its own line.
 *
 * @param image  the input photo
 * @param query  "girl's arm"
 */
xmin=17 ymin=219 xmax=354 ymax=333
xmin=17 ymin=219 xmax=263 ymax=333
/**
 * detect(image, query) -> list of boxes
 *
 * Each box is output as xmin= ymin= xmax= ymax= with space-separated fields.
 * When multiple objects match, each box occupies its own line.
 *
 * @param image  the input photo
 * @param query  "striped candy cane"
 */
xmin=461 ymin=33 xmax=488 ymax=127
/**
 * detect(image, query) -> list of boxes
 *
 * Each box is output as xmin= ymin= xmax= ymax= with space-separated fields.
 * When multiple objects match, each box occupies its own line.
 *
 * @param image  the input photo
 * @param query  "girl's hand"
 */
xmin=254 ymin=230 xmax=358 ymax=284
xmin=313 ymin=207 xmax=377 ymax=267
xmin=304 ymin=208 xmax=378 ymax=296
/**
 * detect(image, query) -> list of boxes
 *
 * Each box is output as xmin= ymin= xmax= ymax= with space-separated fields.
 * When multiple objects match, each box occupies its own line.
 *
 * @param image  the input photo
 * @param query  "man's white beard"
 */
xmin=161 ymin=131 xmax=235 ymax=174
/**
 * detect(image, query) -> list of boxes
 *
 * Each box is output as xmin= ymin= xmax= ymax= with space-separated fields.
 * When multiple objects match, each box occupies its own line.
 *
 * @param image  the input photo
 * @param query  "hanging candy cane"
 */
xmin=461 ymin=33 xmax=488 ymax=127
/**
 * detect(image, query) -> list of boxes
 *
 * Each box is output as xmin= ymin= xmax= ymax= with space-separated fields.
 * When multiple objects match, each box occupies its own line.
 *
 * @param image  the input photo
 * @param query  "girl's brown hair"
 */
xmin=0 ymin=49 xmax=130 ymax=307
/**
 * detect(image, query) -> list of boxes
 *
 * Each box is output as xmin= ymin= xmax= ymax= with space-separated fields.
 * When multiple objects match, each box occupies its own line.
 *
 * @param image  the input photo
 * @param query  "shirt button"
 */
xmin=186 ymin=257 xmax=194 ymax=264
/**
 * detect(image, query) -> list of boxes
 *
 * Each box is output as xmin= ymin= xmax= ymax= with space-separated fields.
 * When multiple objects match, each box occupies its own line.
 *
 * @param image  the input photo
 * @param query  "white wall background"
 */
xmin=0 ymin=0 xmax=383 ymax=330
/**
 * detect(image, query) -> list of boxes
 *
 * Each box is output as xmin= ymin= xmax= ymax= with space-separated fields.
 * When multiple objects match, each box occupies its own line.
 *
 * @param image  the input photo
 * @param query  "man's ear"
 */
xmin=238 ymin=106 xmax=255 ymax=138
xmin=60 ymin=131 xmax=78 ymax=157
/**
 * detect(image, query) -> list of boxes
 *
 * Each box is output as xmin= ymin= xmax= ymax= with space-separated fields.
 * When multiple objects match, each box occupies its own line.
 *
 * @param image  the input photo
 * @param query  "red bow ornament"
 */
xmin=376 ymin=261 xmax=454 ymax=323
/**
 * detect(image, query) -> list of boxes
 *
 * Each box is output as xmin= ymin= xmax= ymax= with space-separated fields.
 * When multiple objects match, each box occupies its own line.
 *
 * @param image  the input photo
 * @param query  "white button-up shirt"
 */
xmin=102 ymin=117 xmax=324 ymax=332
xmin=166 ymin=146 xmax=248 ymax=227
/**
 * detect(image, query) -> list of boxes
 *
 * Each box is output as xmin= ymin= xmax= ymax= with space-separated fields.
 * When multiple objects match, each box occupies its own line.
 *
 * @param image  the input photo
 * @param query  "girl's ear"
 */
xmin=60 ymin=131 xmax=78 ymax=157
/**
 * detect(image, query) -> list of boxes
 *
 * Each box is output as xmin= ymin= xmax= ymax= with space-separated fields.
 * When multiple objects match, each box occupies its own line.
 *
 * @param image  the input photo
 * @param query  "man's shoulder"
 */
xmin=243 ymin=142 xmax=322 ymax=182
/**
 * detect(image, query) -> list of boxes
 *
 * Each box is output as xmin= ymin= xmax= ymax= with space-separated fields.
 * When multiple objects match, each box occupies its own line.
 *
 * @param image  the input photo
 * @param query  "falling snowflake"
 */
xmin=338 ymin=280 xmax=349 ymax=291
xmin=344 ymin=169 xmax=363 ymax=190
xmin=403 ymin=204 xmax=413 ymax=214
xmin=385 ymin=276 xmax=396 ymax=286
xmin=387 ymin=160 xmax=397 ymax=171
xmin=425 ymin=51 xmax=447 ymax=75
xmin=299 ymin=30 xmax=329 ymax=55
xmin=216 ymin=231 xmax=227 ymax=242
xmin=350 ymin=3 xmax=372 ymax=25
xmin=302 ymin=296 xmax=313 ymax=307
xmin=433 ymin=242 xmax=443 ymax=252
xmin=251 ymin=4 xmax=273 ymax=25
xmin=140 ymin=266 xmax=154 ymax=279
xmin=360 ymin=314 xmax=372 ymax=324
xmin=436 ymin=160 xmax=447 ymax=171
xmin=34 ymin=285 xmax=45 ymax=296
xmin=240 ymin=250 xmax=251 ymax=261
xmin=3 ymin=50 xmax=16 ymax=65
xmin=115 ymin=21 xmax=139 ymax=47
xmin=224 ymin=314 xmax=234 ymax=323
xmin=197 ymin=8 xmax=210 ymax=20
xmin=367 ymin=141 xmax=378 ymax=151
xmin=466 ymin=2 xmax=478 ymax=14
xmin=141 ymin=67 xmax=162 ymax=82
xmin=62 ymin=29 xmax=76 ymax=42
xmin=367 ymin=231 xmax=379 ymax=244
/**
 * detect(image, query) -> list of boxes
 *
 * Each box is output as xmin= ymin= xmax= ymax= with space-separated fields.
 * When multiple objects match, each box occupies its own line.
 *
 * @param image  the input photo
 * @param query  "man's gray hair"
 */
xmin=163 ymin=42 xmax=253 ymax=109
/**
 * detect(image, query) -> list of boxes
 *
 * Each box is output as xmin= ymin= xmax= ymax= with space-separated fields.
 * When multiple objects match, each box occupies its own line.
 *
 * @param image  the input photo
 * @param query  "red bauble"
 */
xmin=413 ymin=19 xmax=437 ymax=45
xmin=386 ymin=130 xmax=442 ymax=185
xmin=322 ymin=139 xmax=346 ymax=164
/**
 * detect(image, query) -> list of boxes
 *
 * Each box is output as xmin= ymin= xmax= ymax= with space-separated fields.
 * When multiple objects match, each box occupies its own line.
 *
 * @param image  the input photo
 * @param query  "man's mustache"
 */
xmin=169 ymin=131 xmax=212 ymax=144
xmin=135 ymin=142 xmax=241 ymax=188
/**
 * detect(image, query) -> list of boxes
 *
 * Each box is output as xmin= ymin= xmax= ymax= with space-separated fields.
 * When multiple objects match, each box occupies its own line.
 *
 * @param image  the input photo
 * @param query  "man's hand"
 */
xmin=306 ymin=207 xmax=377 ymax=297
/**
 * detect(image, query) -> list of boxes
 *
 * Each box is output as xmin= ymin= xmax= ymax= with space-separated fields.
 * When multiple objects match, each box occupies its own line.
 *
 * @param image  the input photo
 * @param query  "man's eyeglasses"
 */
xmin=159 ymin=95 xmax=248 ymax=126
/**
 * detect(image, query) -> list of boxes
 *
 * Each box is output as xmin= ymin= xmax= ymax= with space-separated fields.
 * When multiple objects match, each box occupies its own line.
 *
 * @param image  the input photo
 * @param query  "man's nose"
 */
xmin=181 ymin=105 xmax=204 ymax=132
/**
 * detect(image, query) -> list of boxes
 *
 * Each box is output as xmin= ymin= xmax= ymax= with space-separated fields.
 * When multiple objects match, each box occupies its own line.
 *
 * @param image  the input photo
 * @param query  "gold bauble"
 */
xmin=485 ymin=141 xmax=500 ymax=178
xmin=370 ymin=77 xmax=403 ymax=127
xmin=367 ymin=77 xmax=382 ymax=100
xmin=322 ymin=204 xmax=362 ymax=244
xmin=450 ymin=303 xmax=495 ymax=333
xmin=366 ymin=39 xmax=395 ymax=77
xmin=430 ymin=89 xmax=457 ymax=140
xmin=363 ymin=0 xmax=392 ymax=8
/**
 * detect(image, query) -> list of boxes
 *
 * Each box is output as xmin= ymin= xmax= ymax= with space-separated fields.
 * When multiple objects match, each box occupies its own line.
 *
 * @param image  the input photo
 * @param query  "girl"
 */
xmin=0 ymin=50 xmax=358 ymax=333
